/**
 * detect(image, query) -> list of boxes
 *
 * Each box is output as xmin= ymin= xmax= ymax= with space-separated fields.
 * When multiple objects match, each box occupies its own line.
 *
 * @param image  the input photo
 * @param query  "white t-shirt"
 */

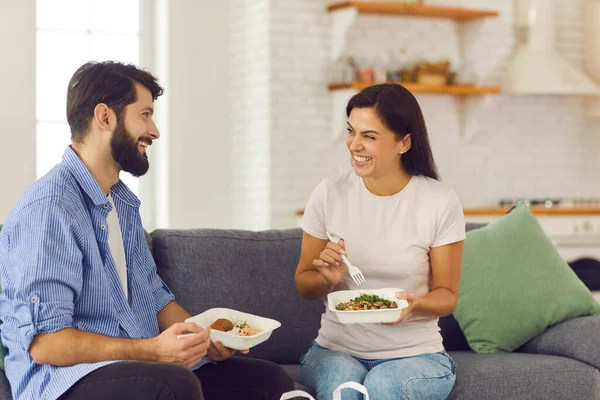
xmin=301 ymin=170 xmax=465 ymax=359
xmin=107 ymin=194 xmax=128 ymax=300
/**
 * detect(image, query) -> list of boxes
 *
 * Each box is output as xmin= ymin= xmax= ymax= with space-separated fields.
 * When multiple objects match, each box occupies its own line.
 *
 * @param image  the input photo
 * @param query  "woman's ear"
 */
xmin=401 ymin=133 xmax=412 ymax=153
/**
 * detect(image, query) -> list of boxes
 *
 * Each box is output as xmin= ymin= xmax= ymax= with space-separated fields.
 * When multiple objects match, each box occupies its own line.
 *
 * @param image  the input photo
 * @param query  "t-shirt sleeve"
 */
xmin=431 ymin=189 xmax=466 ymax=248
xmin=300 ymin=180 xmax=328 ymax=240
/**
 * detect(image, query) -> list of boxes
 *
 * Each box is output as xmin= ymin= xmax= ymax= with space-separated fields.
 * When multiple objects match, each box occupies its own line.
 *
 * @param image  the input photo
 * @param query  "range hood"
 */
xmin=503 ymin=0 xmax=600 ymax=95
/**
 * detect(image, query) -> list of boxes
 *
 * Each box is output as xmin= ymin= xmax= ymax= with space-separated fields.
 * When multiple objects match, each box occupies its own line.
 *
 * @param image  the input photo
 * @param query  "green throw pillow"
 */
xmin=454 ymin=202 xmax=600 ymax=353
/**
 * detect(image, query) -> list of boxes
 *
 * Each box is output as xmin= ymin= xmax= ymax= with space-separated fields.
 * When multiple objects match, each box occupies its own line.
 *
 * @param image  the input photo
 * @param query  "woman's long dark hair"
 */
xmin=346 ymin=83 xmax=439 ymax=180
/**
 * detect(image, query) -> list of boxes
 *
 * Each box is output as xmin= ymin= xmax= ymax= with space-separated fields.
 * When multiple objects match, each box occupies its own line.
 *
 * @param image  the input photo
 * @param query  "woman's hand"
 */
xmin=382 ymin=292 xmax=419 ymax=326
xmin=312 ymin=239 xmax=348 ymax=288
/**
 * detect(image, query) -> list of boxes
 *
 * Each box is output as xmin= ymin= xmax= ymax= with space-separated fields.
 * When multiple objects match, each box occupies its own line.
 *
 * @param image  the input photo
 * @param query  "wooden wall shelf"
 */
xmin=329 ymin=81 xmax=501 ymax=96
xmin=327 ymin=1 xmax=499 ymax=21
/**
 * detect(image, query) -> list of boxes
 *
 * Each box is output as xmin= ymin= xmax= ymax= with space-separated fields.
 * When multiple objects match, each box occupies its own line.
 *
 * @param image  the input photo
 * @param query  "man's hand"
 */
xmin=153 ymin=322 xmax=211 ymax=369
xmin=207 ymin=340 xmax=250 ymax=362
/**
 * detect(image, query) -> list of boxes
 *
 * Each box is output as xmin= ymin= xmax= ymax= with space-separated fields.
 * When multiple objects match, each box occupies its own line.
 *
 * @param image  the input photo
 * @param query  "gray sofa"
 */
xmin=0 ymin=225 xmax=599 ymax=399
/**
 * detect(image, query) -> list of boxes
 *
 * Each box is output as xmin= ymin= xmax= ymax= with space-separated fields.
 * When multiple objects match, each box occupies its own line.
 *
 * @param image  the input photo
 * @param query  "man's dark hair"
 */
xmin=66 ymin=61 xmax=164 ymax=142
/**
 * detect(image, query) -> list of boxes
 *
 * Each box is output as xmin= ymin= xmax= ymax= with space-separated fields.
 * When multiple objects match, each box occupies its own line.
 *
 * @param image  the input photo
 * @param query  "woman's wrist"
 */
xmin=408 ymin=294 xmax=422 ymax=313
xmin=322 ymin=274 xmax=335 ymax=291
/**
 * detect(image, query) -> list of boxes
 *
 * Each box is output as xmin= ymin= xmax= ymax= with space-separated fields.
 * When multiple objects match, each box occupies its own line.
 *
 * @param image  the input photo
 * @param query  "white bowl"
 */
xmin=327 ymin=288 xmax=409 ymax=324
xmin=185 ymin=308 xmax=281 ymax=350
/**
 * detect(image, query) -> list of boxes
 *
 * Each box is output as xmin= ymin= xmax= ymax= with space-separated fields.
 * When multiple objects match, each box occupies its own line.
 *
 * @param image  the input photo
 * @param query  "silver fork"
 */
xmin=326 ymin=232 xmax=366 ymax=286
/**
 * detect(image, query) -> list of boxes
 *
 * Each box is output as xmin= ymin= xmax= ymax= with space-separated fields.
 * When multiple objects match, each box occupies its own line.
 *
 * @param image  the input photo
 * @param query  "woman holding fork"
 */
xmin=294 ymin=83 xmax=465 ymax=400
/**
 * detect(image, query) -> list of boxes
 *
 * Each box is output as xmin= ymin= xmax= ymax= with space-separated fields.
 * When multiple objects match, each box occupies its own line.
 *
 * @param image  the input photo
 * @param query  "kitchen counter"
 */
xmin=296 ymin=207 xmax=600 ymax=216
xmin=464 ymin=207 xmax=600 ymax=216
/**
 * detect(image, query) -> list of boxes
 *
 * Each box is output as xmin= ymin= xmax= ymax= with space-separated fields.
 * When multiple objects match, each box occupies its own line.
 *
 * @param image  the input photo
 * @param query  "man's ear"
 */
xmin=92 ymin=104 xmax=115 ymax=132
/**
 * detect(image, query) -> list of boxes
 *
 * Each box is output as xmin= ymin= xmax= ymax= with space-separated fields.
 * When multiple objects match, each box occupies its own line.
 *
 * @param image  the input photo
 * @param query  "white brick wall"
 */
xmin=231 ymin=0 xmax=272 ymax=229
xmin=269 ymin=0 xmax=331 ymax=228
xmin=233 ymin=0 xmax=600 ymax=230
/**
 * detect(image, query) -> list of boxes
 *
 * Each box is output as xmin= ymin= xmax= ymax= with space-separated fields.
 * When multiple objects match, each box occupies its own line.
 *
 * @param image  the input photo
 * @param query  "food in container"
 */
xmin=327 ymin=288 xmax=409 ymax=324
xmin=336 ymin=294 xmax=399 ymax=311
xmin=211 ymin=318 xmax=262 ymax=336
xmin=186 ymin=308 xmax=280 ymax=350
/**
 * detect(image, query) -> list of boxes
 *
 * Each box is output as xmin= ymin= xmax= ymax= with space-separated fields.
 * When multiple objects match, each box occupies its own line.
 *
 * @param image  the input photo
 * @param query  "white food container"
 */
xmin=327 ymin=288 xmax=409 ymax=324
xmin=185 ymin=308 xmax=281 ymax=350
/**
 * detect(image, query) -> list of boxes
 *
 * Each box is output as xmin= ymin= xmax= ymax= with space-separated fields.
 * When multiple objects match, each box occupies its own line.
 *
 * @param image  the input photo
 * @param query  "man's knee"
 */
xmin=149 ymin=363 xmax=203 ymax=400
xmin=261 ymin=360 xmax=295 ymax=394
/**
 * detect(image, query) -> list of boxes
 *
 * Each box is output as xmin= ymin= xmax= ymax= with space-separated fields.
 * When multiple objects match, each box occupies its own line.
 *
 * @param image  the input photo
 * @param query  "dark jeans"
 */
xmin=58 ymin=358 xmax=295 ymax=400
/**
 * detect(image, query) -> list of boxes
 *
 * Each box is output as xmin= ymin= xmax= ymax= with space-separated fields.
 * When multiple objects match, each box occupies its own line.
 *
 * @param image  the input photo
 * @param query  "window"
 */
xmin=36 ymin=0 xmax=142 ymax=194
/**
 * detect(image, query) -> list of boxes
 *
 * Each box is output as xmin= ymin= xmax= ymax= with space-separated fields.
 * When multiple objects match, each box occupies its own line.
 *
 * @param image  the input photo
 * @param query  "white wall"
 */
xmin=154 ymin=0 xmax=232 ymax=229
xmin=0 ymin=1 xmax=36 ymax=223
xmin=231 ymin=0 xmax=271 ymax=230
xmin=269 ymin=0 xmax=331 ymax=228
xmin=0 ymin=0 xmax=233 ymax=229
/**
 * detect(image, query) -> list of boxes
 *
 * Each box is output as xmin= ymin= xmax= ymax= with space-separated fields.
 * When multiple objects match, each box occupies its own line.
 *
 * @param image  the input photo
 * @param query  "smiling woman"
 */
xmin=294 ymin=83 xmax=466 ymax=400
xmin=345 ymin=83 xmax=439 ymax=187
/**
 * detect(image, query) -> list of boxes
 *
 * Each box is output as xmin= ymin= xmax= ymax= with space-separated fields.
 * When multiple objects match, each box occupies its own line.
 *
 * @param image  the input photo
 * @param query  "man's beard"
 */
xmin=110 ymin=119 xmax=150 ymax=177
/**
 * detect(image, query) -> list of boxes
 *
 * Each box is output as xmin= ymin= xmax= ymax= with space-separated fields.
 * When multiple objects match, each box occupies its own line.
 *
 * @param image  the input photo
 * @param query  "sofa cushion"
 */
xmin=522 ymin=315 xmax=600 ymax=370
xmin=278 ymin=354 xmax=600 ymax=400
xmin=0 ymin=370 xmax=11 ymax=400
xmin=454 ymin=203 xmax=600 ymax=353
xmin=447 ymin=351 xmax=600 ymax=400
xmin=151 ymin=228 xmax=324 ymax=364
xmin=280 ymin=364 xmax=315 ymax=395
xmin=437 ymin=223 xmax=486 ymax=352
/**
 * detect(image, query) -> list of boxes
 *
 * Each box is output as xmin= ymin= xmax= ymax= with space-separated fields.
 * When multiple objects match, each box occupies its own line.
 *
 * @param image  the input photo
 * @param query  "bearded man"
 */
xmin=0 ymin=61 xmax=293 ymax=400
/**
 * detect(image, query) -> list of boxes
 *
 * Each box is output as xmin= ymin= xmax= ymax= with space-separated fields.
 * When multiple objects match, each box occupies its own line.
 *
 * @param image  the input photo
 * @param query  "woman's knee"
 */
xmin=300 ymin=348 xmax=367 ymax=400
xmin=364 ymin=367 xmax=455 ymax=400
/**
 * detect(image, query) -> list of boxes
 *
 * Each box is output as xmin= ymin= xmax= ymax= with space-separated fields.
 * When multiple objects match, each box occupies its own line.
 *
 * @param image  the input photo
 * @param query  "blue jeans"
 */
xmin=300 ymin=342 xmax=456 ymax=400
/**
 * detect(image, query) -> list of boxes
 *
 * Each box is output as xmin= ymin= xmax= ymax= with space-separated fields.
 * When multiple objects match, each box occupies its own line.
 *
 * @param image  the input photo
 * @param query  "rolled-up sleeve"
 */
xmin=141 ymin=241 xmax=175 ymax=314
xmin=3 ymin=201 xmax=83 ymax=351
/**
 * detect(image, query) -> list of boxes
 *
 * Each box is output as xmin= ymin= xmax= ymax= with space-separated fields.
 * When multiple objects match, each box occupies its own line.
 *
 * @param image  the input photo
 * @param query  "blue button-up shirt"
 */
xmin=0 ymin=147 xmax=207 ymax=400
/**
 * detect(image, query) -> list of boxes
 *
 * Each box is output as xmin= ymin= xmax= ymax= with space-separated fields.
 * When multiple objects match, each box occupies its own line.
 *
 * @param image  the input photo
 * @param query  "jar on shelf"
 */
xmin=356 ymin=57 xmax=374 ymax=83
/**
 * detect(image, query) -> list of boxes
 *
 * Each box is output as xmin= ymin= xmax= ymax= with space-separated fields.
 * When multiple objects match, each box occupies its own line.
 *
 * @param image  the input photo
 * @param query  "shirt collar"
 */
xmin=62 ymin=146 xmax=141 ymax=208
xmin=111 ymin=180 xmax=141 ymax=208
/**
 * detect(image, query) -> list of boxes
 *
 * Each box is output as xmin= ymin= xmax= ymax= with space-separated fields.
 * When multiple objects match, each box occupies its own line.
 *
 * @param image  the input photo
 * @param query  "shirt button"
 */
xmin=104 ymin=203 xmax=109 ymax=209
xmin=31 ymin=297 xmax=37 ymax=303
xmin=101 ymin=224 xmax=107 ymax=230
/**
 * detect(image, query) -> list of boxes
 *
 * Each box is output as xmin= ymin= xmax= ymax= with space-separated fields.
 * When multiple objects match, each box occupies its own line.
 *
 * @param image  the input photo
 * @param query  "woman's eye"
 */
xmin=347 ymin=128 xmax=355 ymax=135
xmin=365 ymin=135 xmax=375 ymax=140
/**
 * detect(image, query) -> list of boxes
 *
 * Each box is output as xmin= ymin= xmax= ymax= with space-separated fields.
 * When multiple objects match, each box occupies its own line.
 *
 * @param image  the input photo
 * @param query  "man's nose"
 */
xmin=148 ymin=120 xmax=160 ymax=139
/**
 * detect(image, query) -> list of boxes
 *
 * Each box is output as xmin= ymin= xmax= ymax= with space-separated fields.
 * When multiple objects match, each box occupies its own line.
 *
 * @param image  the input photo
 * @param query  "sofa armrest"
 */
xmin=521 ymin=315 xmax=600 ymax=370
